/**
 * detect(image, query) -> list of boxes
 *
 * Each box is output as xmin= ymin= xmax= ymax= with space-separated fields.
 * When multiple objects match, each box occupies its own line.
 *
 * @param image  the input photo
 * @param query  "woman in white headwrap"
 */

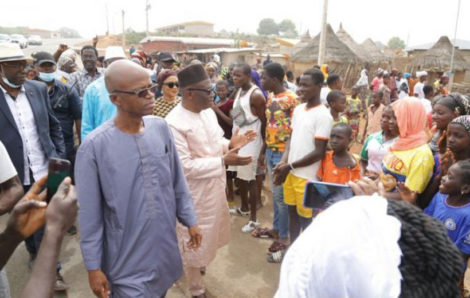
xmin=276 ymin=179 xmax=463 ymax=298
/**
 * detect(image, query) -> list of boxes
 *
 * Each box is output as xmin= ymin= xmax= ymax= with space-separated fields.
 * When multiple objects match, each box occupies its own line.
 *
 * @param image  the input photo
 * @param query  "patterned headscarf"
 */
xmin=450 ymin=115 xmax=470 ymax=135
xmin=436 ymin=93 xmax=470 ymax=116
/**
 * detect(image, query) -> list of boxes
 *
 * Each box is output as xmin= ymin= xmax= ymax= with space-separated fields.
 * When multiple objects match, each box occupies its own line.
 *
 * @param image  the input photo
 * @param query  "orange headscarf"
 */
xmin=390 ymin=98 xmax=428 ymax=151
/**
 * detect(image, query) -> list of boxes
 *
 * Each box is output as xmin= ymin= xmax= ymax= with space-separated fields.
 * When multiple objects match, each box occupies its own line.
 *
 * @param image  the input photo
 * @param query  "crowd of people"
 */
xmin=0 ymin=38 xmax=470 ymax=298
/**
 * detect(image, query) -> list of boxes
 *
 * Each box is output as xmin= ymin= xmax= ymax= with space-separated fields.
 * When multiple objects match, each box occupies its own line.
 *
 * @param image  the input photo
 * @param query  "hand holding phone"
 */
xmin=46 ymin=158 xmax=71 ymax=203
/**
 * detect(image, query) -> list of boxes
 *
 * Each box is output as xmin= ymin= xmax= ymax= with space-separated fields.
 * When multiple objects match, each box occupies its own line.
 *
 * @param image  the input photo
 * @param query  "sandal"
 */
xmin=251 ymin=227 xmax=278 ymax=239
xmin=268 ymin=240 xmax=288 ymax=253
xmin=267 ymin=250 xmax=285 ymax=263
xmin=236 ymin=208 xmax=250 ymax=217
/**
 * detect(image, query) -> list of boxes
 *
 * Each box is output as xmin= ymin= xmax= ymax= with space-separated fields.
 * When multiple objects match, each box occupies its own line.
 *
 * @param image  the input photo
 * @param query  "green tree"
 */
xmin=387 ymin=37 xmax=405 ymax=50
xmin=278 ymin=19 xmax=297 ymax=37
xmin=257 ymin=18 xmax=278 ymax=35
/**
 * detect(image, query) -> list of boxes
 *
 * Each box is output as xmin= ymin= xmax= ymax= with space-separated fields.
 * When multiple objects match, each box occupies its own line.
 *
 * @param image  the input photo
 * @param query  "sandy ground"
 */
xmin=1 ymin=183 xmax=280 ymax=298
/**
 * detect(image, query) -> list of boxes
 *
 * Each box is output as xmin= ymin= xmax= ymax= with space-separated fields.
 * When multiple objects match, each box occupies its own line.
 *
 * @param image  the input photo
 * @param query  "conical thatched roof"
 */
xmin=410 ymin=36 xmax=470 ymax=71
xmin=290 ymin=30 xmax=312 ymax=57
xmin=291 ymin=24 xmax=362 ymax=64
xmin=361 ymin=38 xmax=388 ymax=63
xmin=336 ymin=24 xmax=369 ymax=61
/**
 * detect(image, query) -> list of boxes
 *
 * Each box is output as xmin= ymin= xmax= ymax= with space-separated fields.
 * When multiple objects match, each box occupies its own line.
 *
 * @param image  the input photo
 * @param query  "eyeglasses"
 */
xmin=163 ymin=82 xmax=179 ymax=88
xmin=188 ymin=87 xmax=212 ymax=95
xmin=110 ymin=83 xmax=157 ymax=98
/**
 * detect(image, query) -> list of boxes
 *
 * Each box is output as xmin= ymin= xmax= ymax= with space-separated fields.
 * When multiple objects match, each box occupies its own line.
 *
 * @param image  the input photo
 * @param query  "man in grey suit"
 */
xmin=0 ymin=43 xmax=67 ymax=291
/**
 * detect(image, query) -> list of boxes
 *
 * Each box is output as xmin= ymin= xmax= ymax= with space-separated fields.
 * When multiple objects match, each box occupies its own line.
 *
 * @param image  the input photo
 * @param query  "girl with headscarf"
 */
xmin=429 ymin=94 xmax=470 ymax=155
xmin=420 ymin=114 xmax=470 ymax=208
xmin=380 ymin=99 xmax=435 ymax=204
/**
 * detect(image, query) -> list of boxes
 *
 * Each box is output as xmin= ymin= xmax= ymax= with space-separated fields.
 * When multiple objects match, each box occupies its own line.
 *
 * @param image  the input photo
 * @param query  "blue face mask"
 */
xmin=1 ymin=66 xmax=21 ymax=89
xmin=39 ymin=72 xmax=56 ymax=83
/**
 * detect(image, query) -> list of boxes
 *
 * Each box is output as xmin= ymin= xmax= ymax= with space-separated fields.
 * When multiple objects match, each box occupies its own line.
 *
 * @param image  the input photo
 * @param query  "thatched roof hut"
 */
xmin=361 ymin=38 xmax=389 ymax=64
xmin=336 ymin=23 xmax=369 ymax=61
xmin=290 ymin=30 xmax=311 ymax=57
xmin=291 ymin=24 xmax=363 ymax=87
xmin=409 ymin=36 xmax=470 ymax=76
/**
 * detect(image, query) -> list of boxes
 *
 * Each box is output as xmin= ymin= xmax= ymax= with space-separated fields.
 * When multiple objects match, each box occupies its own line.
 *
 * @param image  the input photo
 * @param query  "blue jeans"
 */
xmin=266 ymin=148 xmax=289 ymax=238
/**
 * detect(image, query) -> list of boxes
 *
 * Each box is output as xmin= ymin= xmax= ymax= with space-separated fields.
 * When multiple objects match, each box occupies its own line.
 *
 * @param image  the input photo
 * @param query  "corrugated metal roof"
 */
xmin=156 ymin=21 xmax=214 ymax=30
xmin=140 ymin=36 xmax=234 ymax=45
xmin=177 ymin=47 xmax=260 ymax=54
xmin=406 ymin=39 xmax=470 ymax=51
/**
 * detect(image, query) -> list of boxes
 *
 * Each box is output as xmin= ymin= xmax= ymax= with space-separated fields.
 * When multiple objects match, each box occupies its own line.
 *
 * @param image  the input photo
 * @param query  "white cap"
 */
xmin=417 ymin=71 xmax=428 ymax=78
xmin=0 ymin=43 xmax=32 ymax=63
xmin=104 ymin=46 xmax=126 ymax=61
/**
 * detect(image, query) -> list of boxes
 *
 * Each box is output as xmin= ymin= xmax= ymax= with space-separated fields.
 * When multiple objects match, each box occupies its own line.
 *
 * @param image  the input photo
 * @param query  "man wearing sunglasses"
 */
xmin=166 ymin=64 xmax=256 ymax=298
xmin=76 ymin=60 xmax=202 ymax=298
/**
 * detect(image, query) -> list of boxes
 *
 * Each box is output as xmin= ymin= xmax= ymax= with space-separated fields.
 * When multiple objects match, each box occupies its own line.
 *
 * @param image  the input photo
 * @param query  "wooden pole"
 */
xmin=121 ymin=10 xmax=126 ymax=47
xmin=317 ymin=0 xmax=328 ymax=65
xmin=449 ymin=0 xmax=461 ymax=92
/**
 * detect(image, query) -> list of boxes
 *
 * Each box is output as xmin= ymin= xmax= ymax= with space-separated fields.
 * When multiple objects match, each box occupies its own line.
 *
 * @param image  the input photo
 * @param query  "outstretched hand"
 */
xmin=45 ymin=177 xmax=78 ymax=235
xmin=223 ymin=148 xmax=252 ymax=166
xmin=348 ymin=177 xmax=379 ymax=196
xmin=4 ymin=175 xmax=48 ymax=240
xmin=229 ymin=127 xmax=257 ymax=151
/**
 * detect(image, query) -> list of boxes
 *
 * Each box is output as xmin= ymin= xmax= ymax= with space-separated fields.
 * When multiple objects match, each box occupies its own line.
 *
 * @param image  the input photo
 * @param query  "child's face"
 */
xmin=352 ymin=88 xmax=359 ymax=97
xmin=447 ymin=123 xmax=470 ymax=155
xmin=329 ymin=127 xmax=351 ymax=152
xmin=439 ymin=164 xmax=465 ymax=195
xmin=216 ymin=84 xmax=228 ymax=99
xmin=333 ymin=96 xmax=347 ymax=113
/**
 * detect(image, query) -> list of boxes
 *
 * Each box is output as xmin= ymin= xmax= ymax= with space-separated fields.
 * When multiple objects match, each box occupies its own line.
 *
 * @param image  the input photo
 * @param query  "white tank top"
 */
xmin=232 ymin=85 xmax=263 ymax=158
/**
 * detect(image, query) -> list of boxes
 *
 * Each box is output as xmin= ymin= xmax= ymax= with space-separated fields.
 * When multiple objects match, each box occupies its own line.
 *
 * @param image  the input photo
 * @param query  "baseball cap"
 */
xmin=158 ymin=52 xmax=175 ymax=62
xmin=33 ymin=51 xmax=56 ymax=66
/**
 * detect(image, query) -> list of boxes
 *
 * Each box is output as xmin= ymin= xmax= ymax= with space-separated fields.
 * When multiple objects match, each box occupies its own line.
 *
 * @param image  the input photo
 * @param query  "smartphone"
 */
xmin=303 ymin=181 xmax=354 ymax=210
xmin=46 ymin=158 xmax=71 ymax=203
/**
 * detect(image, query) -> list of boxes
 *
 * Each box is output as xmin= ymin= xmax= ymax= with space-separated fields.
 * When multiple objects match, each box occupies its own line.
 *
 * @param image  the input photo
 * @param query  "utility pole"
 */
xmin=449 ymin=0 xmax=461 ymax=92
xmin=105 ymin=3 xmax=109 ymax=36
xmin=121 ymin=10 xmax=126 ymax=47
xmin=317 ymin=0 xmax=328 ymax=65
xmin=145 ymin=0 xmax=151 ymax=37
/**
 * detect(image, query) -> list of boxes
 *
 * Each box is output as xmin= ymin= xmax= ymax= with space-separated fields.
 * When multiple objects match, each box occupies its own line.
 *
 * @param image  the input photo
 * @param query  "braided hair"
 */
xmin=387 ymin=200 xmax=463 ymax=298
xmin=436 ymin=93 xmax=470 ymax=154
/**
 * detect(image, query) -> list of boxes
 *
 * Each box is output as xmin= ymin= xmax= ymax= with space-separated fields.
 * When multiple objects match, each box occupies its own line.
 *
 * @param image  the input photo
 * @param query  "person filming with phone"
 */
xmin=0 ymin=43 xmax=68 ymax=291
xmin=1 ymin=139 xmax=78 ymax=298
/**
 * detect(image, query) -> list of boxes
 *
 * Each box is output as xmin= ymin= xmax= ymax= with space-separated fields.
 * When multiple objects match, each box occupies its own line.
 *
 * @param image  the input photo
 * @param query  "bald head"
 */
xmin=105 ymin=60 xmax=150 ymax=93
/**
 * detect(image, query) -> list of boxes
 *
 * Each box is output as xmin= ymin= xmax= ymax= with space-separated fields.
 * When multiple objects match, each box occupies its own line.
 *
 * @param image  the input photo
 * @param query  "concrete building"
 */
xmin=156 ymin=21 xmax=215 ymax=37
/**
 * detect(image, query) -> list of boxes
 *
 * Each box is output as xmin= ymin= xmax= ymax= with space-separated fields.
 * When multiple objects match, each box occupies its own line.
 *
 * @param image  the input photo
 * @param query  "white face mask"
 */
xmin=1 ymin=65 xmax=21 ymax=89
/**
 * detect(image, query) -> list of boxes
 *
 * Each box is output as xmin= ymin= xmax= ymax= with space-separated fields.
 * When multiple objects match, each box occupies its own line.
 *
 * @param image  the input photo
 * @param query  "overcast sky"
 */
xmin=1 ymin=0 xmax=469 ymax=46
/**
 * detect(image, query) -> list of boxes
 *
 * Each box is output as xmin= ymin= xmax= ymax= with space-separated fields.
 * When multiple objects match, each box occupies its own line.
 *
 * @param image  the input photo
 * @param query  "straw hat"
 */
xmin=0 ymin=43 xmax=32 ymax=63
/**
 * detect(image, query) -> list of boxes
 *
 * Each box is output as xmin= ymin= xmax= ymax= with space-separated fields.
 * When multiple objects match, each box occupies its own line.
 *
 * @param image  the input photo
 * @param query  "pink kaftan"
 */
xmin=166 ymin=103 xmax=231 ymax=268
